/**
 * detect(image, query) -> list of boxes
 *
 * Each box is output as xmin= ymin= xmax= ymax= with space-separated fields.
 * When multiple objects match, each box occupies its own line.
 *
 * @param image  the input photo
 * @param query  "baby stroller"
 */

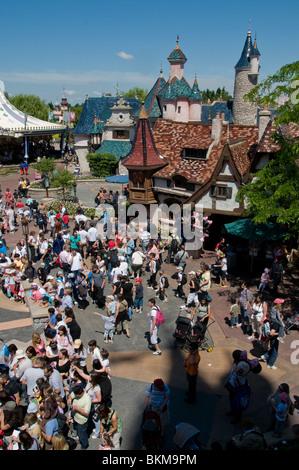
xmin=141 ymin=409 xmax=162 ymax=451
xmin=173 ymin=310 xmax=214 ymax=352
xmin=173 ymin=315 xmax=192 ymax=350
xmin=173 ymin=422 xmax=201 ymax=450
xmin=284 ymin=311 xmax=299 ymax=335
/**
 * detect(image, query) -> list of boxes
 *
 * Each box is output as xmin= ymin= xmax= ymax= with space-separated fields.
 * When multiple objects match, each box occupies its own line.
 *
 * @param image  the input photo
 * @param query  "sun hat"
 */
xmin=27 ymin=402 xmax=38 ymax=413
xmin=16 ymin=349 xmax=26 ymax=360
xmin=188 ymin=271 xmax=196 ymax=275
xmin=274 ymin=298 xmax=284 ymax=304
xmin=73 ymin=339 xmax=82 ymax=349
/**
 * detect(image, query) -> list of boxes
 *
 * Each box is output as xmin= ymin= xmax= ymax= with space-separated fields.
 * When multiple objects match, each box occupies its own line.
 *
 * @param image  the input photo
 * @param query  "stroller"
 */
xmin=284 ymin=312 xmax=299 ymax=335
xmin=141 ymin=409 xmax=162 ymax=451
xmin=173 ymin=422 xmax=201 ymax=450
xmin=173 ymin=310 xmax=214 ymax=352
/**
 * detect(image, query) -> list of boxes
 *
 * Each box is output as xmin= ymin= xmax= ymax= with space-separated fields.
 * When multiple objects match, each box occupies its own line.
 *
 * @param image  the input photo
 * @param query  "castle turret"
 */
xmin=232 ymin=29 xmax=260 ymax=126
xmin=167 ymin=36 xmax=187 ymax=80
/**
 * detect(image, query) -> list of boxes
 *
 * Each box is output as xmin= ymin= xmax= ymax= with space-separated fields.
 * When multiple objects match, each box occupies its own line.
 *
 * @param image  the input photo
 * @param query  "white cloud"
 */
xmin=116 ymin=51 xmax=134 ymax=60
xmin=64 ymin=89 xmax=77 ymax=96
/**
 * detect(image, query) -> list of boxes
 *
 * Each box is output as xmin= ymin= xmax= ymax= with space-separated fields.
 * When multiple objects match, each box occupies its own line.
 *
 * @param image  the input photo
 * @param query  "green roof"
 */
xmin=95 ymin=140 xmax=132 ymax=161
xmin=158 ymin=77 xmax=192 ymax=100
xmin=167 ymin=44 xmax=187 ymax=64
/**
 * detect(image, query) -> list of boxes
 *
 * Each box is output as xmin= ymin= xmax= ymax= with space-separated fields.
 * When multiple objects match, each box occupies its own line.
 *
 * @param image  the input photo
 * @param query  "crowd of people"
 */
xmin=0 ymin=180 xmax=297 ymax=451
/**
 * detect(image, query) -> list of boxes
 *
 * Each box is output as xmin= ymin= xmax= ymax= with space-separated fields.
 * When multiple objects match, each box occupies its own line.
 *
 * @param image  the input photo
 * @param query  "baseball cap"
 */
xmin=274 ymin=298 xmax=285 ymax=304
xmin=135 ymin=278 xmax=142 ymax=283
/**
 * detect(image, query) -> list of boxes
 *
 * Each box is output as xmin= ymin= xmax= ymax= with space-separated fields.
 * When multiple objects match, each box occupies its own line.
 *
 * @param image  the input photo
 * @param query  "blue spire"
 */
xmin=235 ymin=29 xmax=253 ymax=68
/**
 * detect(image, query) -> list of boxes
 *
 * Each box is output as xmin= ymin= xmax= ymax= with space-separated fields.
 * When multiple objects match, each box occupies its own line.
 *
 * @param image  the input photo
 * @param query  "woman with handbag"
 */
xmin=114 ymin=295 xmax=130 ymax=338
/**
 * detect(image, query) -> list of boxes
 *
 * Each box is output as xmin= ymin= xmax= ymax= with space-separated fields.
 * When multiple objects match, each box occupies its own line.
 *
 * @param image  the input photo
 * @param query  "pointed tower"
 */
xmin=122 ymin=104 xmax=167 ymax=208
xmin=189 ymin=74 xmax=203 ymax=121
xmin=232 ymin=29 xmax=260 ymax=126
xmin=167 ymin=36 xmax=187 ymax=80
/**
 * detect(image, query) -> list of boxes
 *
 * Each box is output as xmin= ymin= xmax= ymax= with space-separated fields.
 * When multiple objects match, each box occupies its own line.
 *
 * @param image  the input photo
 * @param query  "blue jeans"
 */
xmin=74 ymin=420 xmax=89 ymax=450
xmin=264 ymin=338 xmax=279 ymax=367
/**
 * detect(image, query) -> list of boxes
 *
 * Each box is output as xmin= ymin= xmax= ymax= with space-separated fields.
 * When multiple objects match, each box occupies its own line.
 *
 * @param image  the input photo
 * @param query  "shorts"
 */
xmin=221 ymin=270 xmax=227 ymax=279
xmin=134 ymin=298 xmax=143 ymax=308
xmin=150 ymin=326 xmax=158 ymax=345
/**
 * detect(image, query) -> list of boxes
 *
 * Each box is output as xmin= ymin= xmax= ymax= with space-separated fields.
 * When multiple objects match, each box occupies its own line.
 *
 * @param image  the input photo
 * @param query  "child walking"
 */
xmin=258 ymin=267 xmax=270 ymax=293
xmin=229 ymin=297 xmax=239 ymax=328
xmin=93 ymin=295 xmax=116 ymax=343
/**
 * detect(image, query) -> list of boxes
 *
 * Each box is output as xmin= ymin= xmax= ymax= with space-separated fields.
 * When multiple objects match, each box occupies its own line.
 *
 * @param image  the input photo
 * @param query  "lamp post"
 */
xmin=73 ymin=182 xmax=78 ymax=203
xmin=21 ymin=216 xmax=30 ymax=262
xmin=44 ymin=173 xmax=50 ymax=198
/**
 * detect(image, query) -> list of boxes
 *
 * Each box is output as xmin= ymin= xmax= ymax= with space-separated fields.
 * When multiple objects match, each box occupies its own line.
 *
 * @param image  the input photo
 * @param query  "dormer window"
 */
xmin=113 ymin=130 xmax=129 ymax=139
xmin=182 ymin=148 xmax=207 ymax=159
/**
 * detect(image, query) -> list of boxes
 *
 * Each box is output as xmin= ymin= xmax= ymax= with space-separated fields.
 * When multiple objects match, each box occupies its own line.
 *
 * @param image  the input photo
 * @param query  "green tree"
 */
xmin=86 ymin=153 xmax=117 ymax=177
xmin=244 ymin=61 xmax=299 ymax=125
xmin=35 ymin=158 xmax=56 ymax=175
xmin=202 ymin=87 xmax=232 ymax=103
xmin=237 ymin=61 xmax=299 ymax=240
xmin=123 ymin=87 xmax=148 ymax=102
xmin=9 ymin=94 xmax=50 ymax=121
xmin=51 ymin=169 xmax=76 ymax=199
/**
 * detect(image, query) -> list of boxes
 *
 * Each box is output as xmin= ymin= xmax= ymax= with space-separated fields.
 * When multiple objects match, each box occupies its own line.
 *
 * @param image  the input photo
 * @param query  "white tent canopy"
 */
xmin=0 ymin=86 xmax=65 ymax=136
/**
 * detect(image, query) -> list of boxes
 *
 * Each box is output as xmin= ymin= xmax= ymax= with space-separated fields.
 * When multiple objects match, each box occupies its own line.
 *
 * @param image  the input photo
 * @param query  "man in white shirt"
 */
xmin=131 ymin=248 xmax=146 ymax=278
xmin=39 ymin=235 xmax=50 ymax=274
xmin=22 ymin=357 xmax=45 ymax=400
xmin=14 ymin=349 xmax=32 ymax=381
xmin=70 ymin=249 xmax=84 ymax=277
xmin=87 ymin=222 xmax=98 ymax=256
xmin=60 ymin=246 xmax=72 ymax=276
xmin=111 ymin=264 xmax=124 ymax=284
xmin=78 ymin=227 xmax=88 ymax=259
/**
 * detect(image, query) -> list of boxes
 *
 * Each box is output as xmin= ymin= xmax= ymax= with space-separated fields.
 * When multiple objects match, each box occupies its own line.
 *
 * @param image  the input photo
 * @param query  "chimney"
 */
xmin=211 ymin=112 xmax=223 ymax=146
xmin=258 ymin=103 xmax=271 ymax=141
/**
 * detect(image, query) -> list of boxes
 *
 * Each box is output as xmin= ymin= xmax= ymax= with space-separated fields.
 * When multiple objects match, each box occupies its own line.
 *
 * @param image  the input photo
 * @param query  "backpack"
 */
xmin=192 ymin=278 xmax=200 ymax=292
xmin=109 ymin=249 xmax=120 ymax=268
xmin=181 ymin=273 xmax=187 ymax=285
xmin=154 ymin=306 xmax=165 ymax=326
xmin=163 ymin=276 xmax=169 ymax=289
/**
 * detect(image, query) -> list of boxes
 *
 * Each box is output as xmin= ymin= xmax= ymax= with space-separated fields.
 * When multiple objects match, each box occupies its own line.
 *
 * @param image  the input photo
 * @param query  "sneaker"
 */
xmin=91 ymin=433 xmax=99 ymax=439
xmin=153 ymin=351 xmax=162 ymax=355
xmin=267 ymin=365 xmax=277 ymax=370
xmin=260 ymin=355 xmax=266 ymax=361
xmin=180 ymin=305 xmax=187 ymax=309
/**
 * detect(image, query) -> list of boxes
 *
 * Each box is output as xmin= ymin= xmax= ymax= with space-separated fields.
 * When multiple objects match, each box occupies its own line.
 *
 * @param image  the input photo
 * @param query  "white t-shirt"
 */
xmin=71 ymin=252 xmax=82 ymax=271
xmin=87 ymin=227 xmax=97 ymax=242
xmin=132 ymin=251 xmax=145 ymax=266
xmin=111 ymin=266 xmax=124 ymax=283
xmin=39 ymin=241 xmax=48 ymax=255
xmin=78 ymin=230 xmax=88 ymax=244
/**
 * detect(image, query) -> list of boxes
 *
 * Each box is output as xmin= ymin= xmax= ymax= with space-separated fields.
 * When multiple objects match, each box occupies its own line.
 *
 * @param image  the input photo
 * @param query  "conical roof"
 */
xmin=167 ymin=36 xmax=187 ymax=64
xmin=122 ymin=105 xmax=167 ymax=169
xmin=235 ymin=29 xmax=253 ymax=68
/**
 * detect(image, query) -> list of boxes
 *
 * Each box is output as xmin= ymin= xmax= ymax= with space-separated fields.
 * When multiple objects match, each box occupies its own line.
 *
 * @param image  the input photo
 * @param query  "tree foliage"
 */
xmin=9 ymin=94 xmax=49 ymax=121
xmin=123 ymin=87 xmax=148 ymax=102
xmin=238 ymin=61 xmax=299 ymax=240
xmin=35 ymin=158 xmax=56 ymax=175
xmin=201 ymin=87 xmax=232 ymax=103
xmin=244 ymin=61 xmax=299 ymax=125
xmin=237 ymin=134 xmax=299 ymax=238
xmin=86 ymin=153 xmax=118 ymax=177
xmin=51 ymin=169 xmax=76 ymax=198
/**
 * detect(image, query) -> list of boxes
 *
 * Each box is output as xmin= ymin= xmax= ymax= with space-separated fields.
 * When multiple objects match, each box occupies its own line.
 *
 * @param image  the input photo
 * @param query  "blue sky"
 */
xmin=0 ymin=0 xmax=298 ymax=105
